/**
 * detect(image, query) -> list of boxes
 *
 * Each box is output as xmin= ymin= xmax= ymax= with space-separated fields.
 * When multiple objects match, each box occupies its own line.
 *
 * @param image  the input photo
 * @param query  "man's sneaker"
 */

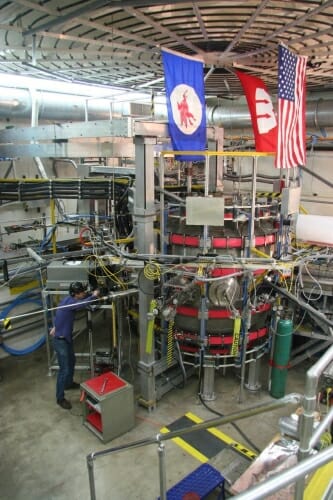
xmin=65 ymin=381 xmax=80 ymax=390
xmin=57 ymin=398 xmax=72 ymax=410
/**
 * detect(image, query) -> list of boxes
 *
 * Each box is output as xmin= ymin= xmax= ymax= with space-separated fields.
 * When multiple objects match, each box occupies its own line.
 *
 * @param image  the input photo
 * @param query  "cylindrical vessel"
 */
xmin=270 ymin=318 xmax=293 ymax=398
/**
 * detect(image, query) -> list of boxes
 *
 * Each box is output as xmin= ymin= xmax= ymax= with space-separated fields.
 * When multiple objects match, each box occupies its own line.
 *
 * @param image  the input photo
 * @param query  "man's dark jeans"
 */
xmin=53 ymin=337 xmax=75 ymax=401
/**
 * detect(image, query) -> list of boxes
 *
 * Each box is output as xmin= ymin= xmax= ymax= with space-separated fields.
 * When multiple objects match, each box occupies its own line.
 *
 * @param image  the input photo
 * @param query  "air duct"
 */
xmin=0 ymin=86 xmax=333 ymax=136
xmin=206 ymin=98 xmax=333 ymax=133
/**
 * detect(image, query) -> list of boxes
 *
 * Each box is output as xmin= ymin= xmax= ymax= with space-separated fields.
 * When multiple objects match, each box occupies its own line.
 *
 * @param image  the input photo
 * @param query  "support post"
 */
xmin=134 ymin=135 xmax=158 ymax=408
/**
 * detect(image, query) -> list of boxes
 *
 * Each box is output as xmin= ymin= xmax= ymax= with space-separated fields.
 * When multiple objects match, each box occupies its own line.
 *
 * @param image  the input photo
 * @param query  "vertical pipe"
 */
xmin=87 ymin=309 xmax=94 ymax=378
xmin=186 ymin=161 xmax=192 ymax=194
xmin=203 ymin=153 xmax=209 ymax=253
xmin=267 ymin=306 xmax=280 ymax=390
xmin=87 ymin=454 xmax=97 ymax=500
xmin=50 ymin=198 xmax=57 ymax=254
xmin=42 ymin=289 xmax=52 ymax=376
xmin=249 ymin=156 xmax=257 ymax=255
xmin=158 ymin=440 xmax=167 ymax=500
xmin=116 ymin=298 xmax=123 ymax=376
xmin=84 ymin=98 xmax=89 ymax=122
xmin=159 ymin=155 xmax=165 ymax=254
xmin=111 ymin=301 xmax=117 ymax=352
xmin=134 ymin=136 xmax=156 ymax=405
xmin=238 ymin=294 xmax=249 ymax=403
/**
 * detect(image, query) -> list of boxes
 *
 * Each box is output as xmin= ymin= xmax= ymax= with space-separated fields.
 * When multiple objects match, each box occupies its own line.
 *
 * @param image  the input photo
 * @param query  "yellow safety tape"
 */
xmin=160 ymin=426 xmax=208 ymax=463
xmin=230 ymin=317 xmax=241 ymax=357
xmin=256 ymin=191 xmax=281 ymax=198
xmin=3 ymin=317 xmax=12 ymax=330
xmin=167 ymin=320 xmax=174 ymax=366
xmin=186 ymin=412 xmax=257 ymax=460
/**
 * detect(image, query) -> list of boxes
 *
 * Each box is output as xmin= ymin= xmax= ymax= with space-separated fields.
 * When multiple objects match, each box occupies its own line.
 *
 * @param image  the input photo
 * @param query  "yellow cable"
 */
xmin=146 ymin=299 xmax=157 ymax=354
xmin=111 ymin=301 xmax=117 ymax=348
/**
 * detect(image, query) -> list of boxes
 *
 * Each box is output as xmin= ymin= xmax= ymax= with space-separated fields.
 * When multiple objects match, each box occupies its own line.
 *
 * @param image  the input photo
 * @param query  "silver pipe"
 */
xmin=159 ymin=155 xmax=166 ymax=256
xmin=309 ymin=406 xmax=333 ymax=449
xmin=265 ymin=279 xmax=333 ymax=329
xmin=1 ymin=86 xmax=333 ymax=133
xmin=108 ymin=289 xmax=138 ymax=300
xmin=234 ymin=445 xmax=333 ymax=500
xmin=207 ymin=98 xmax=333 ymax=131
xmin=0 ymin=289 xmax=138 ymax=325
xmin=301 ymin=163 xmax=333 ymax=189
xmin=156 ymin=186 xmax=185 ymax=204
xmin=85 ymin=393 xmax=301 ymax=499
xmin=87 ymin=453 xmax=97 ymax=500
xmin=87 ymin=393 xmax=301 ymax=461
xmin=299 ymin=342 xmax=333 ymax=457
xmin=295 ymin=342 xmax=333 ymax=499
xmin=27 ymin=247 xmax=46 ymax=265
xmin=158 ymin=440 xmax=167 ymax=500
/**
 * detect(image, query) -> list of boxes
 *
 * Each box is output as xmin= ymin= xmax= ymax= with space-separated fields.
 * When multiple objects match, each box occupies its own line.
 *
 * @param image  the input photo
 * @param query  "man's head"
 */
xmin=69 ymin=281 xmax=87 ymax=297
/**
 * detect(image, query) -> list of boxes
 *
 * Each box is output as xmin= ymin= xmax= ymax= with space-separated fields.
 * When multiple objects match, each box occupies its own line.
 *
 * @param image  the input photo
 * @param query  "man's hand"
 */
xmin=49 ymin=326 xmax=55 ymax=337
xmin=92 ymin=289 xmax=100 ymax=298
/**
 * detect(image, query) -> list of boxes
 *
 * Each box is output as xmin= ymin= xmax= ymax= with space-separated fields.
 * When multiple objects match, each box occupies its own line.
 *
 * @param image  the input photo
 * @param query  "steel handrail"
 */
xmin=234 ymin=445 xmax=333 ymax=500
xmin=86 ymin=393 xmax=302 ymax=500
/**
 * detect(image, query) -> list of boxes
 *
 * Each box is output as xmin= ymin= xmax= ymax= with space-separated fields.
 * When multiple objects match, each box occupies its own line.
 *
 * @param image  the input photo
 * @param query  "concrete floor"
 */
xmin=0 ymin=316 xmax=312 ymax=500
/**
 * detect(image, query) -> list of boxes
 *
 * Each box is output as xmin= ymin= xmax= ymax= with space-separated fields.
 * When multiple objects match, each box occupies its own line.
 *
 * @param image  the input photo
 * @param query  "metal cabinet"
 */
xmin=81 ymin=371 xmax=135 ymax=443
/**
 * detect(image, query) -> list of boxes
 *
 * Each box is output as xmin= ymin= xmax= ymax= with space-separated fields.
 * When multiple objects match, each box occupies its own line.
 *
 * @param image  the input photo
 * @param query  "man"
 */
xmin=50 ymin=281 xmax=100 ymax=410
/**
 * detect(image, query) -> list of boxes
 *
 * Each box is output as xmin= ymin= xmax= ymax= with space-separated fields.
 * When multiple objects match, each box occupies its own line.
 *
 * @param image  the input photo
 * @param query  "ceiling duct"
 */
xmin=0 ymin=87 xmax=332 ymax=138
xmin=206 ymin=98 xmax=333 ymax=134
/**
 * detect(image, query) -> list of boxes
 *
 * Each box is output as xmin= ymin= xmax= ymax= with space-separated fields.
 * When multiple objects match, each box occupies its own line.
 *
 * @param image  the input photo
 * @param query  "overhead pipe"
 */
xmin=207 ymin=97 xmax=333 ymax=133
xmin=0 ymin=86 xmax=333 ymax=135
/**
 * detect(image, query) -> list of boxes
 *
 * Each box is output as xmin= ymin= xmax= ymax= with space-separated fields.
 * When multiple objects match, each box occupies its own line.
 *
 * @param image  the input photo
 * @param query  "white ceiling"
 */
xmin=0 ymin=1 xmax=333 ymax=98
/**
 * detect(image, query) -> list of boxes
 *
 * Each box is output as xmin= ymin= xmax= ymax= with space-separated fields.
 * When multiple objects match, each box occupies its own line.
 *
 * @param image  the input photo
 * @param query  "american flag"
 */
xmin=275 ymin=45 xmax=307 ymax=169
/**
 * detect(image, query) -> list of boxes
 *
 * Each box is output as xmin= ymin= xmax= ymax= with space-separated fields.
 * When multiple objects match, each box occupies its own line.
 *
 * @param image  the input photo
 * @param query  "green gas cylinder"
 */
xmin=270 ymin=318 xmax=293 ymax=398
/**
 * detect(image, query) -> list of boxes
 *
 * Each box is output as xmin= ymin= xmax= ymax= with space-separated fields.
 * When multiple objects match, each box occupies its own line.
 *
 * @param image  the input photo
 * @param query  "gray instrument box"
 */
xmin=46 ymin=260 xmax=89 ymax=290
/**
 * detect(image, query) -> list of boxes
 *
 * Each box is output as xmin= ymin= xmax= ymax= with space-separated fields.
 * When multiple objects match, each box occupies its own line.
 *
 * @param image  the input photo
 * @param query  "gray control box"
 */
xmin=47 ymin=260 xmax=89 ymax=290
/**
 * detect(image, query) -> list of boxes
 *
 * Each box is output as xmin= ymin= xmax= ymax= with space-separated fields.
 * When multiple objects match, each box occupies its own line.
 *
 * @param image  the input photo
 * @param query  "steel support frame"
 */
xmin=134 ymin=135 xmax=159 ymax=408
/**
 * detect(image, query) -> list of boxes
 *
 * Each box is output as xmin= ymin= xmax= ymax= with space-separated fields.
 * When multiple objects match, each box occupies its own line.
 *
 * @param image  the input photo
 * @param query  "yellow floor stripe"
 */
xmin=161 ymin=412 xmax=257 ymax=463
xmin=186 ymin=412 xmax=257 ymax=460
xmin=160 ymin=426 xmax=208 ymax=463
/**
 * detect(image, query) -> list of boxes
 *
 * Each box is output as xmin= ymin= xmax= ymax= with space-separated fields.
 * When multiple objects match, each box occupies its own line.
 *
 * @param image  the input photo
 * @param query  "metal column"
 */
xmin=134 ymin=135 xmax=158 ymax=408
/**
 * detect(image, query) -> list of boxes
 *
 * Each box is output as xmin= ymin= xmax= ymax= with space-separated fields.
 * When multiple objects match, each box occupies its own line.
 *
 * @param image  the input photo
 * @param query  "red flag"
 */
xmin=236 ymin=70 xmax=277 ymax=152
xmin=275 ymin=45 xmax=307 ymax=169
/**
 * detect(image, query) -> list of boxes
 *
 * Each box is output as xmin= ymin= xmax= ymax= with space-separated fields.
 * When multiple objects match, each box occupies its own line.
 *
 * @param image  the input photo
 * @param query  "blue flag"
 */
xmin=162 ymin=49 xmax=206 ymax=161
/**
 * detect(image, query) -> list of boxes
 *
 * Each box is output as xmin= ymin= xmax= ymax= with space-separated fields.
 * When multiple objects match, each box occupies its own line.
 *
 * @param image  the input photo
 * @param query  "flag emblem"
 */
xmin=170 ymin=84 xmax=202 ymax=135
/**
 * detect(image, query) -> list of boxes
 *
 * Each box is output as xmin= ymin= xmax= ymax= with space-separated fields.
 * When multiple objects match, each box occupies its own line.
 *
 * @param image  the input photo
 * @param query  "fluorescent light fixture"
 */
xmin=0 ymin=72 xmax=163 ymax=104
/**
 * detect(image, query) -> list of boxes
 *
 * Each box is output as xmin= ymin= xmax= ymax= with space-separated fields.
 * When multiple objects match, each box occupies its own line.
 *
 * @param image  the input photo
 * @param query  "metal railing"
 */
xmin=87 ymin=393 xmax=302 ymax=500
xmin=86 ymin=343 xmax=333 ymax=499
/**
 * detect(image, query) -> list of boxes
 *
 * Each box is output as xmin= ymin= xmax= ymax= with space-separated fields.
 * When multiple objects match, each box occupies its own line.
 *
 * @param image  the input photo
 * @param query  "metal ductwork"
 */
xmin=207 ymin=98 xmax=333 ymax=134
xmin=0 ymin=87 xmax=333 ymax=137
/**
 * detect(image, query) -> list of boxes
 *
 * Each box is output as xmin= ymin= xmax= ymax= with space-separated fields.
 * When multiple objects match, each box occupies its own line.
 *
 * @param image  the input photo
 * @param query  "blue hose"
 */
xmin=0 ymin=289 xmax=46 ymax=355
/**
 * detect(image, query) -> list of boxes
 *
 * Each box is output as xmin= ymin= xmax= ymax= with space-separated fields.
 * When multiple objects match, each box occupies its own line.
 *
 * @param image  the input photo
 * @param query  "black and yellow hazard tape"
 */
xmin=160 ymin=412 xmax=257 ymax=463
xmin=2 ymin=317 xmax=12 ymax=330
xmin=256 ymin=191 xmax=281 ymax=199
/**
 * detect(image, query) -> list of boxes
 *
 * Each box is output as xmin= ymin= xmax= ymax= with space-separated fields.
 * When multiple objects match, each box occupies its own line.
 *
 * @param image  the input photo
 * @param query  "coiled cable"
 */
xmin=0 ymin=289 xmax=46 ymax=355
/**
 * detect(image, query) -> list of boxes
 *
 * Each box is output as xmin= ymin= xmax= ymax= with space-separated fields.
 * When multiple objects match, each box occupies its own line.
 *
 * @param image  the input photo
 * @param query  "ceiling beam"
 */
xmin=23 ymin=0 xmax=192 ymax=37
